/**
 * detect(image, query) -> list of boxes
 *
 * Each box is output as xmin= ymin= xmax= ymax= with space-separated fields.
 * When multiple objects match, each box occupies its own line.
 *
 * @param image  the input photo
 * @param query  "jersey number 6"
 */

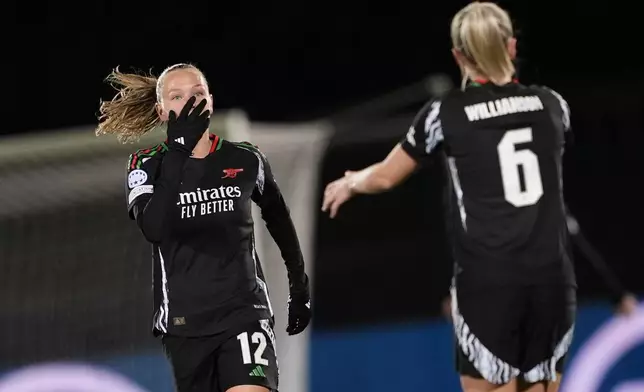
xmin=497 ymin=127 xmax=544 ymax=207
xmin=237 ymin=331 xmax=269 ymax=366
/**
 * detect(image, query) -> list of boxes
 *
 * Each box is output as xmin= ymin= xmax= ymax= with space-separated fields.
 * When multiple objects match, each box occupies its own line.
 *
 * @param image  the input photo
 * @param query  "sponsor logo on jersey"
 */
xmin=177 ymin=186 xmax=242 ymax=205
xmin=128 ymin=169 xmax=148 ymax=189
xmin=177 ymin=185 xmax=242 ymax=219
xmin=464 ymin=95 xmax=544 ymax=122
xmin=222 ymin=168 xmax=244 ymax=179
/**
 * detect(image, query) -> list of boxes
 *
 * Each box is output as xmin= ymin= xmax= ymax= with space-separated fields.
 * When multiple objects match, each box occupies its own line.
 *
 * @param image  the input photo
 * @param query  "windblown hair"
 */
xmin=96 ymin=63 xmax=198 ymax=143
xmin=450 ymin=2 xmax=515 ymax=89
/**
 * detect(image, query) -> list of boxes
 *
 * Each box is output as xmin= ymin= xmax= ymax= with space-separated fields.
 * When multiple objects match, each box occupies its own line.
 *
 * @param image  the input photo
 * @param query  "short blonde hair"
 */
xmin=450 ymin=2 xmax=515 ymax=89
xmin=95 ymin=63 xmax=201 ymax=144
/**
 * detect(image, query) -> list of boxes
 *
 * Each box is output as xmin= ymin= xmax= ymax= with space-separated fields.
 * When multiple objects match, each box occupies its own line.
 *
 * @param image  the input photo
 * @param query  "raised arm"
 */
xmin=127 ymin=96 xmax=210 ymax=243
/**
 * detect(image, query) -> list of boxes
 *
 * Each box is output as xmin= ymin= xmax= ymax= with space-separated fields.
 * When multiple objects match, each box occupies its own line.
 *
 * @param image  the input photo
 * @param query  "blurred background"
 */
xmin=5 ymin=0 xmax=643 ymax=391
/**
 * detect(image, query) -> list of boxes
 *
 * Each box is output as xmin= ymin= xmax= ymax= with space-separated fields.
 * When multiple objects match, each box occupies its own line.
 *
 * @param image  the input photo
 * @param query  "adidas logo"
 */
xmin=175 ymin=137 xmax=185 ymax=145
xmin=249 ymin=365 xmax=266 ymax=377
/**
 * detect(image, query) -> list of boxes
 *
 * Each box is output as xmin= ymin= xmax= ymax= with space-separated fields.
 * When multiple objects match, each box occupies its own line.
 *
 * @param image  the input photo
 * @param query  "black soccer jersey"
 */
xmin=400 ymin=80 xmax=575 ymax=287
xmin=125 ymin=134 xmax=307 ymax=336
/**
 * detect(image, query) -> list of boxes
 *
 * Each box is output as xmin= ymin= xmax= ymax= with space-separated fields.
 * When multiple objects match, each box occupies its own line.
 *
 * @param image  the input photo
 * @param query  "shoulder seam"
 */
xmin=423 ymin=96 xmax=443 ymax=109
xmin=231 ymin=141 xmax=265 ymax=157
xmin=537 ymin=86 xmax=571 ymax=130
xmin=231 ymin=140 xmax=260 ymax=150
xmin=132 ymin=141 xmax=168 ymax=157
xmin=128 ymin=142 xmax=167 ymax=170
xmin=411 ymin=97 xmax=441 ymax=127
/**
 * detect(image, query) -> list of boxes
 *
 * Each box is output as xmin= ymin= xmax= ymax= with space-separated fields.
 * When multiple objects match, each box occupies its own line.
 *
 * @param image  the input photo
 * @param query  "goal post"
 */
xmin=240 ymin=120 xmax=332 ymax=392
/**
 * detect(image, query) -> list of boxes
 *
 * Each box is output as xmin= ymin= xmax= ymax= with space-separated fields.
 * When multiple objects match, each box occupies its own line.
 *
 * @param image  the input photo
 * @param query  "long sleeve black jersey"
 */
xmin=400 ymin=80 xmax=576 ymax=288
xmin=125 ymin=134 xmax=307 ymax=337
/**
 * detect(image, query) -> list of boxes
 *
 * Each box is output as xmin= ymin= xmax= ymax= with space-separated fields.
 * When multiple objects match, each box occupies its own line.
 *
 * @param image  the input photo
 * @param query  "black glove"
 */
xmin=286 ymin=277 xmax=311 ymax=336
xmin=166 ymin=96 xmax=210 ymax=154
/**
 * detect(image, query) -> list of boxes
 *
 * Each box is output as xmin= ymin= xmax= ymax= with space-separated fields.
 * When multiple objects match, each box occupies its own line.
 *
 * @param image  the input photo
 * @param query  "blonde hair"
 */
xmin=96 ymin=63 xmax=200 ymax=143
xmin=450 ymin=2 xmax=515 ymax=90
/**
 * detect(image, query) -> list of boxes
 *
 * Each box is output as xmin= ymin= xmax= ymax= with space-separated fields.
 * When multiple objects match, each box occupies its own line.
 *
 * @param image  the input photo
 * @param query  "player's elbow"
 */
xmin=261 ymin=207 xmax=292 ymax=232
xmin=136 ymin=216 xmax=163 ymax=244
xmin=261 ymin=196 xmax=291 ymax=219
xmin=140 ymin=228 xmax=163 ymax=244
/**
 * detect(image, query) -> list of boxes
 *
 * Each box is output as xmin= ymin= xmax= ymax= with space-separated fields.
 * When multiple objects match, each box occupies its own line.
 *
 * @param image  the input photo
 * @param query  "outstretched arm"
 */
xmin=322 ymin=145 xmax=419 ymax=218
xmin=322 ymin=99 xmax=444 ymax=218
xmin=347 ymin=145 xmax=419 ymax=194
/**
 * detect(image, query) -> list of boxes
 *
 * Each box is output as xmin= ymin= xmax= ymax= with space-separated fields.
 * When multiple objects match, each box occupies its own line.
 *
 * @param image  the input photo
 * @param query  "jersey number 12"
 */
xmin=497 ymin=127 xmax=544 ymax=207
xmin=237 ymin=331 xmax=269 ymax=366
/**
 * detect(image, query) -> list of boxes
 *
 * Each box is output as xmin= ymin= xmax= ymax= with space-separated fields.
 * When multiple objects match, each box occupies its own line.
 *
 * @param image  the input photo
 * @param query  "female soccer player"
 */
xmin=323 ymin=3 xmax=581 ymax=392
xmin=96 ymin=63 xmax=311 ymax=392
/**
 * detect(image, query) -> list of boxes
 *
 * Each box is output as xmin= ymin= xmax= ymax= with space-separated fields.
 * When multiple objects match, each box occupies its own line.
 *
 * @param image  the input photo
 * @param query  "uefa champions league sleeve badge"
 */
xmin=128 ymin=169 xmax=148 ymax=189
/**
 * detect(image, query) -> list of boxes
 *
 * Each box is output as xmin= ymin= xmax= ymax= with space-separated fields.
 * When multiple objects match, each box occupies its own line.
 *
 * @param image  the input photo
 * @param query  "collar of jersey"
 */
xmin=163 ymin=133 xmax=222 ymax=154
xmin=468 ymin=77 xmax=519 ymax=88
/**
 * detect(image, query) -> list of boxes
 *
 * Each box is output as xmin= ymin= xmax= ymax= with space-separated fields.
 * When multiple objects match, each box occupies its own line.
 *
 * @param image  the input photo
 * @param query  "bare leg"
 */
xmin=518 ymin=382 xmax=546 ymax=392
xmin=226 ymin=386 xmax=270 ymax=392
xmin=545 ymin=373 xmax=562 ymax=392
xmin=517 ymin=376 xmax=559 ymax=392
xmin=461 ymin=376 xmax=519 ymax=392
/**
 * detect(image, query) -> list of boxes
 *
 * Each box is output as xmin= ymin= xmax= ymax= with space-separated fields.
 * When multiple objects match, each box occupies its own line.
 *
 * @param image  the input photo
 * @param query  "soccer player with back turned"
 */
xmin=96 ymin=63 xmax=311 ymax=392
xmin=323 ymin=3 xmax=583 ymax=392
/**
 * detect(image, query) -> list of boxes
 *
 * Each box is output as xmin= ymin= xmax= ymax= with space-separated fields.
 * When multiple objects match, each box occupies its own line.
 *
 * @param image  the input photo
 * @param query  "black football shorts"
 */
xmin=451 ymin=281 xmax=576 ymax=385
xmin=162 ymin=319 xmax=279 ymax=392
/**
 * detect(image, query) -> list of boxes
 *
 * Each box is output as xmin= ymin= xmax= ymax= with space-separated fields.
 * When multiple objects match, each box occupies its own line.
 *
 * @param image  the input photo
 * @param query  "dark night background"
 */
xmin=7 ymin=0 xmax=644 ymax=347
xmin=12 ymin=1 xmax=641 ymax=132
